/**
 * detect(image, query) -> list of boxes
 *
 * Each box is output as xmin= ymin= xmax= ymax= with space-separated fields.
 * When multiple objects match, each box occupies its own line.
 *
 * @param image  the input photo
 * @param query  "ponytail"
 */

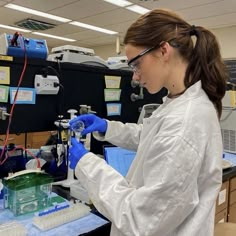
xmin=184 ymin=26 xmax=228 ymax=118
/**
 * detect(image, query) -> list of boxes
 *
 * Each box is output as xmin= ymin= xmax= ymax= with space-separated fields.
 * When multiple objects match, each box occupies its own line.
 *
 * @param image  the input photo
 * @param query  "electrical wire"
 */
xmin=0 ymin=35 xmax=64 ymax=171
xmin=0 ymin=33 xmax=28 ymax=164
xmin=56 ymin=60 xmax=65 ymax=117
xmin=0 ymin=145 xmax=40 ymax=169
xmin=41 ymin=63 xmax=65 ymax=117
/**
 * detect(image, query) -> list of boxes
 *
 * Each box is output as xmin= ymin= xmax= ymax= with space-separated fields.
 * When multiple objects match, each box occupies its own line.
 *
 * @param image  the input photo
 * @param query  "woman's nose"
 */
xmin=132 ymin=72 xmax=140 ymax=81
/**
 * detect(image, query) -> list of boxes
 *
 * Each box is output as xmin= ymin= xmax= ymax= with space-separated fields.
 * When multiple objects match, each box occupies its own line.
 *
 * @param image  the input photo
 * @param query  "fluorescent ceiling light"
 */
xmin=5 ymin=4 xmax=71 ymax=23
xmin=32 ymin=32 xmax=76 ymax=42
xmin=0 ymin=24 xmax=31 ymax=33
xmin=70 ymin=21 xmax=118 ymax=35
xmin=103 ymin=0 xmax=133 ymax=7
xmin=126 ymin=5 xmax=150 ymax=14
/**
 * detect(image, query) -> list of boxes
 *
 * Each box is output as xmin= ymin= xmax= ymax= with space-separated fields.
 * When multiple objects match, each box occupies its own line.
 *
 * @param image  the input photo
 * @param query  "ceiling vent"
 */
xmin=15 ymin=18 xmax=56 ymax=31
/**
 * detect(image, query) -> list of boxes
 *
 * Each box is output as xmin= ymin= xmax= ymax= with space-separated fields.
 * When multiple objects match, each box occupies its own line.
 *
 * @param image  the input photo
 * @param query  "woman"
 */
xmin=69 ymin=9 xmax=228 ymax=236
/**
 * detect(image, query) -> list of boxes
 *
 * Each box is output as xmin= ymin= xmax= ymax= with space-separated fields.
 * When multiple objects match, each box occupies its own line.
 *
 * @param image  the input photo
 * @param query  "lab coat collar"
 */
xmin=162 ymin=80 xmax=202 ymax=104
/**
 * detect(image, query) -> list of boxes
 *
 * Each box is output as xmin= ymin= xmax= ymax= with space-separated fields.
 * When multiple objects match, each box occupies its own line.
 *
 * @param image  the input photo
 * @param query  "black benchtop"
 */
xmin=223 ymin=166 xmax=236 ymax=182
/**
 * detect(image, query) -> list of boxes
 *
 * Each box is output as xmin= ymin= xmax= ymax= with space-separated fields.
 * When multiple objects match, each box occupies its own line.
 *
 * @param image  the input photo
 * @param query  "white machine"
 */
xmin=47 ymin=45 xmax=108 ymax=68
xmin=137 ymin=103 xmax=160 ymax=124
xmin=220 ymin=90 xmax=236 ymax=153
xmin=107 ymin=56 xmax=132 ymax=71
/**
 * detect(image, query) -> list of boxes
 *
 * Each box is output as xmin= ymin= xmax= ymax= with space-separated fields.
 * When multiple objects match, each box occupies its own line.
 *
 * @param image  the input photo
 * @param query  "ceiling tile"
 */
xmin=66 ymin=29 xmax=117 ymax=41
xmin=49 ymin=0 xmax=118 ymax=20
xmin=0 ymin=0 xmax=7 ymax=6
xmin=41 ymin=23 xmax=84 ymax=36
xmin=107 ymin=20 xmax=136 ymax=34
xmin=179 ymin=0 xmax=236 ymax=21
xmin=130 ymin=0 xmax=223 ymax=11
xmin=189 ymin=12 xmax=236 ymax=28
xmin=79 ymin=8 xmax=139 ymax=27
xmin=0 ymin=8 xmax=31 ymax=25
xmin=10 ymin=0 xmax=77 ymax=12
xmin=0 ymin=7 xmax=68 ymax=26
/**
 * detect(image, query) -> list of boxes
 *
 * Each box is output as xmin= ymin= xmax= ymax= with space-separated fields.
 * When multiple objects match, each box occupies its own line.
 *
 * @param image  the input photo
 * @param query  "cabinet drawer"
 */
xmin=0 ymin=133 xmax=26 ymax=147
xmin=216 ymin=181 xmax=229 ymax=214
xmin=230 ymin=177 xmax=236 ymax=192
xmin=28 ymin=131 xmax=52 ymax=148
xmin=228 ymin=202 xmax=236 ymax=223
xmin=215 ymin=208 xmax=228 ymax=224
xmin=230 ymin=190 xmax=236 ymax=206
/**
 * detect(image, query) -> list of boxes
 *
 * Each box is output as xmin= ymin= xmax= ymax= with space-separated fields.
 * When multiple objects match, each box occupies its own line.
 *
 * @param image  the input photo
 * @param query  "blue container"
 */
xmin=6 ymin=34 xmax=48 ymax=60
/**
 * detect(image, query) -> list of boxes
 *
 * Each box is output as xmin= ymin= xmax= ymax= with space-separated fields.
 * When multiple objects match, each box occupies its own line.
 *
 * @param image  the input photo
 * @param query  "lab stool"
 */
xmin=214 ymin=223 xmax=236 ymax=236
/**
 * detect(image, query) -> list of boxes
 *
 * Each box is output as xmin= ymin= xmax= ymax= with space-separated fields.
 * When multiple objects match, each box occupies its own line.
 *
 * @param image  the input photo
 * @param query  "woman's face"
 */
xmin=125 ymin=44 xmax=169 ymax=94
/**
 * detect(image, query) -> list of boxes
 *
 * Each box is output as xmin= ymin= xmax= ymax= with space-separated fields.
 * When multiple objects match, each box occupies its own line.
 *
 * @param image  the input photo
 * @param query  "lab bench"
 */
xmin=215 ymin=166 xmax=236 ymax=224
xmin=52 ymin=185 xmax=111 ymax=236
xmin=49 ymin=166 xmax=236 ymax=234
xmin=0 ymin=184 xmax=111 ymax=236
xmin=1 ymin=166 xmax=235 ymax=235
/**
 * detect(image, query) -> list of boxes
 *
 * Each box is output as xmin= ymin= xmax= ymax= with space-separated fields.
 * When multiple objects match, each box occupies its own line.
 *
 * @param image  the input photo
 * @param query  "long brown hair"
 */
xmin=124 ymin=9 xmax=228 ymax=117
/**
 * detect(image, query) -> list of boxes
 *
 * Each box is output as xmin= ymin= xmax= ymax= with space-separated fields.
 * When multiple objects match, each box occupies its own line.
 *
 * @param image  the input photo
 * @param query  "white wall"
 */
xmin=93 ymin=44 xmax=125 ymax=61
xmin=94 ymin=26 xmax=236 ymax=60
xmin=212 ymin=26 xmax=236 ymax=59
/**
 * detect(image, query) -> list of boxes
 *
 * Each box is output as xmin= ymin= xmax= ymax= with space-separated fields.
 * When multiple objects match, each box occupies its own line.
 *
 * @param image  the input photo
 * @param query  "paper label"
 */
xmin=218 ymin=189 xmax=226 ymax=205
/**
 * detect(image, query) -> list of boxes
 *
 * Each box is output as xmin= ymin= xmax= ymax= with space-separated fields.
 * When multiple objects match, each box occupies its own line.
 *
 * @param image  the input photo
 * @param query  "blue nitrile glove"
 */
xmin=69 ymin=114 xmax=107 ymax=136
xmin=69 ymin=137 xmax=88 ymax=169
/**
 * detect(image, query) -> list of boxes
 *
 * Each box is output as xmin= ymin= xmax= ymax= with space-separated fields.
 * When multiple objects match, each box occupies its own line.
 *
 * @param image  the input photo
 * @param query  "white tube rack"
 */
xmin=33 ymin=202 xmax=91 ymax=231
xmin=0 ymin=221 xmax=27 ymax=236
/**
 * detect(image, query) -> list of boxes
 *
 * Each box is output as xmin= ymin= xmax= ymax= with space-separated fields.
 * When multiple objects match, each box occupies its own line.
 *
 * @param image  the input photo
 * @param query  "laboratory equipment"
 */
xmin=220 ymin=90 xmax=236 ymax=153
xmin=0 ymin=179 xmax=3 ymax=199
xmin=78 ymin=105 xmax=96 ymax=150
xmin=0 ymin=221 xmax=27 ymax=236
xmin=0 ymin=144 xmax=25 ymax=178
xmin=0 ymin=33 xmax=48 ymax=59
xmin=107 ymin=56 xmax=131 ymax=71
xmin=64 ymin=109 xmax=79 ymax=187
xmin=70 ymin=183 xmax=92 ymax=204
xmin=36 ymin=201 xmax=70 ymax=217
xmin=222 ymin=159 xmax=233 ymax=170
xmin=53 ymin=109 xmax=80 ymax=187
xmin=3 ymin=169 xmax=53 ymax=216
xmin=79 ymin=104 xmax=96 ymax=115
xmin=71 ymin=120 xmax=85 ymax=140
xmin=33 ymin=202 xmax=91 ymax=231
xmin=47 ymin=45 xmax=108 ymax=68
xmin=130 ymin=80 xmax=144 ymax=102
xmin=137 ymin=103 xmax=160 ymax=124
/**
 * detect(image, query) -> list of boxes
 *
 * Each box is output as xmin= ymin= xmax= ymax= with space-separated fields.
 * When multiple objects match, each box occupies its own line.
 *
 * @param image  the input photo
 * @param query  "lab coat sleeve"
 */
xmin=75 ymin=134 xmax=208 ymax=236
xmin=93 ymin=120 xmax=142 ymax=151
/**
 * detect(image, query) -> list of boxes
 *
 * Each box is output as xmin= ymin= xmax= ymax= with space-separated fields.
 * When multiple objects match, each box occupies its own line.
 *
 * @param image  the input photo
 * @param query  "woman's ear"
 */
xmin=160 ymin=42 xmax=172 ymax=61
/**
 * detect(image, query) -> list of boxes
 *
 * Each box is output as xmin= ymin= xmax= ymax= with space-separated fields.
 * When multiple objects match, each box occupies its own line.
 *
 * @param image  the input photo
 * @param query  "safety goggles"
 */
xmin=127 ymin=39 xmax=179 ymax=74
xmin=128 ymin=46 xmax=158 ymax=73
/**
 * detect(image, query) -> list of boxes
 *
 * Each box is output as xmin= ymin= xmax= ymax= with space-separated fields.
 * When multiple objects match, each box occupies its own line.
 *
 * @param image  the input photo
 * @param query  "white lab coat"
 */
xmin=75 ymin=81 xmax=222 ymax=236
